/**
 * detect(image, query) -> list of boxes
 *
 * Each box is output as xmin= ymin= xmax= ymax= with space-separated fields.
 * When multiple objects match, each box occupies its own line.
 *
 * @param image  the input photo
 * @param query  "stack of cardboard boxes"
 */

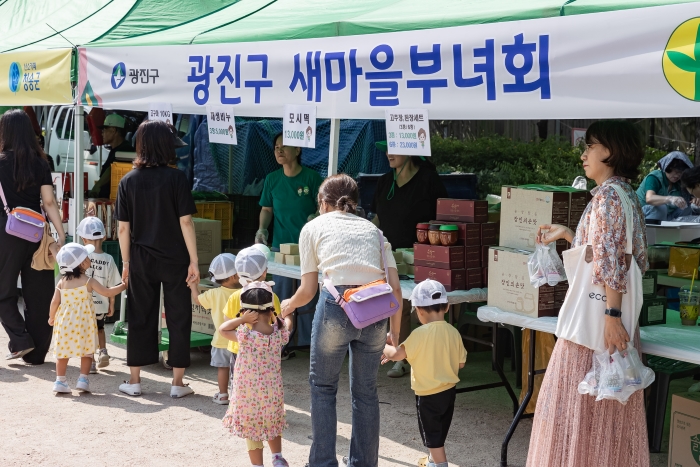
xmin=273 ymin=243 xmax=301 ymax=266
xmin=413 ymin=198 xmax=494 ymax=291
xmin=487 ymin=186 xmax=591 ymax=317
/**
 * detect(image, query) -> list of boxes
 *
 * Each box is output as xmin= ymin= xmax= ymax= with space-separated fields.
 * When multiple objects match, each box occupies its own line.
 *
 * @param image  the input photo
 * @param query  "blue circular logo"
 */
xmin=8 ymin=62 xmax=20 ymax=93
xmin=111 ymin=62 xmax=126 ymax=89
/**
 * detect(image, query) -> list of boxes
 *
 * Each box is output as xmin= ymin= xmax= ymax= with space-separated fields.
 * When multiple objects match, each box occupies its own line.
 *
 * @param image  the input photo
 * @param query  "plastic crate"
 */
xmin=102 ymin=240 xmax=122 ymax=274
xmin=110 ymin=162 xmax=134 ymax=201
xmin=193 ymin=201 xmax=233 ymax=240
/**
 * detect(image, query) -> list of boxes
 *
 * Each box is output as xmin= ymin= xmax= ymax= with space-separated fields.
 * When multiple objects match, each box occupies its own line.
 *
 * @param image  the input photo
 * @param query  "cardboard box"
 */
xmin=193 ymin=218 xmax=222 ymax=265
xmin=465 ymin=246 xmax=482 ymax=269
xmin=481 ymin=222 xmax=499 ymax=246
xmin=413 ymin=244 xmax=465 ymax=270
xmin=436 ymin=199 xmax=489 ymax=223
xmin=482 ymin=245 xmax=490 ymax=266
xmin=392 ymin=251 xmax=404 ymax=264
xmin=640 ymin=296 xmax=667 ymax=327
xmin=414 ymin=266 xmax=465 ymax=291
xmin=162 ymin=282 xmax=217 ymax=335
xmin=518 ymin=184 xmax=591 ymax=229
xmin=466 ymin=268 xmax=483 ymax=289
xmin=642 ymin=270 xmax=658 ymax=297
xmin=669 ymin=246 xmax=700 ymax=278
xmin=280 ymin=243 xmax=299 ymax=255
xmin=482 ymin=267 xmax=488 ymax=287
xmin=668 ymin=392 xmax=700 ymax=467
xmin=406 ymin=264 xmax=415 ymax=275
xmin=285 ymin=254 xmax=301 ymax=266
xmin=274 ymin=252 xmax=286 ymax=263
xmin=500 ymin=186 xmax=570 ymax=252
xmin=487 ymin=246 xmax=560 ymax=317
xmin=396 ymin=263 xmax=408 ymax=275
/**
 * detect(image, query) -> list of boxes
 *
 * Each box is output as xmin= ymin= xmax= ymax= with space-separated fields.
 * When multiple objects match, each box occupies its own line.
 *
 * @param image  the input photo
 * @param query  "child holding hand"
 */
xmin=220 ymin=282 xmax=293 ymax=467
xmin=382 ymin=280 xmax=467 ymax=467
xmin=50 ymin=244 xmax=126 ymax=394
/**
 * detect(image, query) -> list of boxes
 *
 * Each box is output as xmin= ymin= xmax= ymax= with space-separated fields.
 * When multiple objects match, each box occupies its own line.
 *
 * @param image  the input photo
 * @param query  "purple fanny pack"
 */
xmin=323 ymin=229 xmax=400 ymax=329
xmin=0 ymin=180 xmax=45 ymax=243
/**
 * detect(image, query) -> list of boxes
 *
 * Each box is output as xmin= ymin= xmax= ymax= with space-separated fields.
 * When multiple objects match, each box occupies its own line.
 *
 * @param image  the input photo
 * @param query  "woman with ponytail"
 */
xmin=280 ymin=174 xmax=403 ymax=466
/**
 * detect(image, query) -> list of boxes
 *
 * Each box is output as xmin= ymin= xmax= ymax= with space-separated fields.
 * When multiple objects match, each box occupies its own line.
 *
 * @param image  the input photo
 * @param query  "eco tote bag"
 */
xmin=555 ymin=184 xmax=643 ymax=352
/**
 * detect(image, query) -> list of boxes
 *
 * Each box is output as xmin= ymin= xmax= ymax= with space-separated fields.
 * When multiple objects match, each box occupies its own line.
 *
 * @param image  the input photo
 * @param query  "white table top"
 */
xmin=267 ymin=262 xmax=488 ymax=304
xmin=477 ymin=306 xmax=700 ymax=366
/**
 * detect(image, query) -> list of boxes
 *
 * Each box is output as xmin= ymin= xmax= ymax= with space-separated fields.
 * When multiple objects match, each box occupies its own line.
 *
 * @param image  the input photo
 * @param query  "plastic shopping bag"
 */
xmin=527 ymin=243 xmax=566 ymax=288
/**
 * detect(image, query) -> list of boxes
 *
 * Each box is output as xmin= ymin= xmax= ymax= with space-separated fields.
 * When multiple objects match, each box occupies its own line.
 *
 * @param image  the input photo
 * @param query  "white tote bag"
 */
xmin=555 ymin=184 xmax=643 ymax=352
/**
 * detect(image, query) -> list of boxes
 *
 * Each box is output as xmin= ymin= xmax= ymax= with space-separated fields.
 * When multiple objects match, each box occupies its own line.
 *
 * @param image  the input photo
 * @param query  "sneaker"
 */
xmin=53 ymin=380 xmax=71 ymax=394
xmin=170 ymin=384 xmax=194 ymax=399
xmin=97 ymin=349 xmax=110 ymax=369
xmin=272 ymin=455 xmax=289 ymax=467
xmin=76 ymin=376 xmax=91 ymax=393
xmin=6 ymin=347 xmax=34 ymax=360
xmin=281 ymin=350 xmax=296 ymax=361
xmin=212 ymin=392 xmax=229 ymax=405
xmin=387 ymin=361 xmax=410 ymax=378
xmin=418 ymin=455 xmax=430 ymax=467
xmin=119 ymin=381 xmax=142 ymax=397
xmin=89 ymin=361 xmax=97 ymax=374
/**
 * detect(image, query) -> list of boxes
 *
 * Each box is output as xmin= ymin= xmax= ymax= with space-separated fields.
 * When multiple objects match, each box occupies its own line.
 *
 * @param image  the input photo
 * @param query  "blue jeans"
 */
xmin=309 ymin=286 xmax=387 ymax=467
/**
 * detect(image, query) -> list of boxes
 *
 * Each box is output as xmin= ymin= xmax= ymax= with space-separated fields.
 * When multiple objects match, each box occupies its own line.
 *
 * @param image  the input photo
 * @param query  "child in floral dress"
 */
xmin=49 ymin=244 xmax=126 ymax=394
xmin=220 ymin=282 xmax=293 ymax=467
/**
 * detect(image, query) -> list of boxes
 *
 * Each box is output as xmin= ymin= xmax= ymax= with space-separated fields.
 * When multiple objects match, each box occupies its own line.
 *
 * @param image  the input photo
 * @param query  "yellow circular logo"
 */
xmin=664 ymin=17 xmax=700 ymax=101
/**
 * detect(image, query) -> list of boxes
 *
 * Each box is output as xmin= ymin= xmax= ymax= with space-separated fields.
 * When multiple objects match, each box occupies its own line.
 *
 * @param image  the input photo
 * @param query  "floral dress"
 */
xmin=222 ymin=323 xmax=290 ymax=442
xmin=52 ymin=284 xmax=98 ymax=359
xmin=527 ymin=177 xmax=650 ymax=467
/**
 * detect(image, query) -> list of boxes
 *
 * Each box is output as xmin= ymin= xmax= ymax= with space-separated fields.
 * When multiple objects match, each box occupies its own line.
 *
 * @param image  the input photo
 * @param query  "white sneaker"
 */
xmin=89 ymin=361 xmax=97 ymax=374
xmin=119 ymin=381 xmax=142 ymax=396
xmin=76 ymin=376 xmax=91 ymax=393
xmin=53 ymin=380 xmax=71 ymax=394
xmin=212 ymin=392 xmax=229 ymax=405
xmin=97 ymin=349 xmax=110 ymax=369
xmin=387 ymin=361 xmax=410 ymax=378
xmin=171 ymin=384 xmax=194 ymax=399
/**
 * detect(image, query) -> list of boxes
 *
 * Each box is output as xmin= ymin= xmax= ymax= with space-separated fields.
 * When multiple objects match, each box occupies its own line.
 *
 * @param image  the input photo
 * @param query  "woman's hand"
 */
xmin=604 ymin=315 xmax=630 ymax=353
xmin=186 ymin=261 xmax=200 ymax=287
xmin=242 ymin=310 xmax=259 ymax=324
xmin=280 ymin=299 xmax=296 ymax=318
xmin=668 ymin=196 xmax=688 ymax=209
xmin=121 ymin=263 xmax=129 ymax=287
xmin=692 ymin=198 xmax=700 ymax=207
xmin=537 ymin=224 xmax=574 ymax=245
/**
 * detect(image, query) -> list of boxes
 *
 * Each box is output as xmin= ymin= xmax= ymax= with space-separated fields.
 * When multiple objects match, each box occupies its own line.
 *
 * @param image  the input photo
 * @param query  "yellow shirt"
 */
xmin=222 ymin=289 xmax=281 ymax=354
xmin=401 ymin=320 xmax=467 ymax=396
xmin=198 ymin=286 xmax=239 ymax=349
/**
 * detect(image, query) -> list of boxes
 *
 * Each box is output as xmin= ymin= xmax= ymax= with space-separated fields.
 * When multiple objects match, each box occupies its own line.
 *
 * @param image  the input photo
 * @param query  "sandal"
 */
xmin=5 ymin=347 xmax=34 ymax=360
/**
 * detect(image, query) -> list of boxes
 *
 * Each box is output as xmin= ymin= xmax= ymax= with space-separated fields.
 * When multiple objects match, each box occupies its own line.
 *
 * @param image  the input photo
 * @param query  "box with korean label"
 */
xmin=436 ymin=199 xmax=489 ymax=224
xmin=668 ymin=392 xmax=700 ymax=467
xmin=414 ymin=266 xmax=465 ymax=291
xmin=413 ymin=244 xmax=465 ymax=270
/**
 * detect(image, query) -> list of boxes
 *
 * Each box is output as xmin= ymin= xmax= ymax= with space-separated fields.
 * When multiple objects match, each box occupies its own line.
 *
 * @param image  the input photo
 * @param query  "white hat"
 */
xmin=410 ymin=279 xmax=448 ymax=308
xmin=234 ymin=247 xmax=268 ymax=285
xmin=56 ymin=243 xmax=95 ymax=274
xmin=209 ymin=253 xmax=237 ymax=280
xmin=77 ymin=216 xmax=106 ymax=240
xmin=251 ymin=243 xmax=271 ymax=257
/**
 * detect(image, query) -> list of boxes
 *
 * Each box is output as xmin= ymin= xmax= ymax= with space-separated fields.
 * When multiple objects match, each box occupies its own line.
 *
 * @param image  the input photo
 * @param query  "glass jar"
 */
xmin=428 ymin=224 xmax=442 ymax=245
xmin=439 ymin=225 xmax=459 ymax=246
xmin=416 ymin=223 xmax=430 ymax=244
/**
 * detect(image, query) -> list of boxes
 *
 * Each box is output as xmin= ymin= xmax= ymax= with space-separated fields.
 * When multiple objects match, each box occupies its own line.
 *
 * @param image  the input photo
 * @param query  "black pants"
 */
xmin=126 ymin=245 xmax=192 ymax=368
xmin=0 ymin=216 xmax=54 ymax=364
xmin=416 ymin=386 xmax=457 ymax=448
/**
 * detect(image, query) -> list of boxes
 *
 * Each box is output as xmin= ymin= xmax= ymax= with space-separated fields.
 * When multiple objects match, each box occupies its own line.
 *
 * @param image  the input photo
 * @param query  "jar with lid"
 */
xmin=428 ymin=224 xmax=442 ymax=245
xmin=439 ymin=225 xmax=459 ymax=246
xmin=416 ymin=223 xmax=430 ymax=244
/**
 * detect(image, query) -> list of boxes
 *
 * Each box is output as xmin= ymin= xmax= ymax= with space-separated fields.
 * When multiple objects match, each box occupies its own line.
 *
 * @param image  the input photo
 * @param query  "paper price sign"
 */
xmin=384 ymin=109 xmax=430 ymax=157
xmin=283 ymin=105 xmax=316 ymax=149
xmin=206 ymin=105 xmax=237 ymax=145
xmin=149 ymin=102 xmax=173 ymax=124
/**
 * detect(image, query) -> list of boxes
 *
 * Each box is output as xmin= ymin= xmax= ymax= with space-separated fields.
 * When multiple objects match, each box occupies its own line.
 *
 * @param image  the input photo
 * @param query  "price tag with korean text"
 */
xmin=149 ymin=102 xmax=173 ymax=124
xmin=283 ymin=105 xmax=316 ymax=148
xmin=206 ymin=105 xmax=237 ymax=145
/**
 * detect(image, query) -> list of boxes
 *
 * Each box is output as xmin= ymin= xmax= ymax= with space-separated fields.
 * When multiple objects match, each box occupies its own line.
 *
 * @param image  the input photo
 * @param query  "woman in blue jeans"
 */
xmin=281 ymin=174 xmax=403 ymax=467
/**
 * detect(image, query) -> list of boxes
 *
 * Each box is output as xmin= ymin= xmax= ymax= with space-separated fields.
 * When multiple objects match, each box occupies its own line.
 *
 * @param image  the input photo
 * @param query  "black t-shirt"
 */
xmin=0 ymin=151 xmax=52 ymax=214
xmin=100 ymin=139 xmax=135 ymax=177
xmin=371 ymin=166 xmax=447 ymax=249
xmin=115 ymin=166 xmax=197 ymax=265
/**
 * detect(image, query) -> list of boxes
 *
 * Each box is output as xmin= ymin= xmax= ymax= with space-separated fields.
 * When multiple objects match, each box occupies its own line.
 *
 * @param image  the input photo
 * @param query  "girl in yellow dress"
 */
xmin=50 ymin=243 xmax=126 ymax=394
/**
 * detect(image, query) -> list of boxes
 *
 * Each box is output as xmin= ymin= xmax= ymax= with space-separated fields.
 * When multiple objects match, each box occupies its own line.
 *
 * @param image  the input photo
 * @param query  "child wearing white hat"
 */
xmin=50 ymin=243 xmax=126 ymax=394
xmin=77 ymin=216 xmax=121 ymax=373
xmin=189 ymin=253 xmax=240 ymax=405
xmin=382 ymin=279 xmax=467 ymax=467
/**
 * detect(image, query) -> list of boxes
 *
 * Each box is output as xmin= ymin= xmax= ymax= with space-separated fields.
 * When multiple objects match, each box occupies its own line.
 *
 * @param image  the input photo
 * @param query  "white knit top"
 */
xmin=299 ymin=211 xmax=397 ymax=286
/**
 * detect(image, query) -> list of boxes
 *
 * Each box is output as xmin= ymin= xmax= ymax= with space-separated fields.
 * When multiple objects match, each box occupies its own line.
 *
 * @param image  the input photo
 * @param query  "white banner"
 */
xmin=385 ymin=109 xmax=431 ymax=156
xmin=79 ymin=3 xmax=700 ymax=120
xmin=284 ymin=104 xmax=316 ymax=148
xmin=206 ymin=105 xmax=238 ymax=145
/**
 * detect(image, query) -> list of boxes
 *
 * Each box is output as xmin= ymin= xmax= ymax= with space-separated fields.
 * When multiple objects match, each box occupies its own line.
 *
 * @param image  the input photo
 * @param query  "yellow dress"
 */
xmin=52 ymin=284 xmax=98 ymax=359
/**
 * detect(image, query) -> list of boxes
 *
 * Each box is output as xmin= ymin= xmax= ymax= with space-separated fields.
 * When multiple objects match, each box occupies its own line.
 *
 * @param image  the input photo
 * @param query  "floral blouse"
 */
xmin=572 ymin=177 xmax=648 ymax=294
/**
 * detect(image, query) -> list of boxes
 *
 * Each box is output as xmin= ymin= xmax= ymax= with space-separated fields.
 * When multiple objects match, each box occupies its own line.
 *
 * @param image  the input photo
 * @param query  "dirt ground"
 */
xmin=0 ymin=321 xmax=675 ymax=467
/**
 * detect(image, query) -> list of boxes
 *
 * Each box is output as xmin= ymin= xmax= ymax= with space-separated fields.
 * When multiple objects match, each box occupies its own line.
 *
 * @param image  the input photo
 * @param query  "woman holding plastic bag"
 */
xmin=526 ymin=121 xmax=651 ymax=467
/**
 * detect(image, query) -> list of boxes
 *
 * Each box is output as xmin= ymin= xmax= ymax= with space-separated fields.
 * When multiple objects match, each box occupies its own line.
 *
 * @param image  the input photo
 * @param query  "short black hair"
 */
xmin=682 ymin=166 xmax=700 ymax=190
xmin=585 ymin=120 xmax=644 ymax=180
xmin=238 ymin=288 xmax=275 ymax=317
xmin=666 ymin=158 xmax=690 ymax=173
xmin=273 ymin=132 xmax=302 ymax=165
xmin=416 ymin=303 xmax=449 ymax=313
xmin=209 ymin=272 xmax=237 ymax=285
xmin=63 ymin=267 xmax=83 ymax=281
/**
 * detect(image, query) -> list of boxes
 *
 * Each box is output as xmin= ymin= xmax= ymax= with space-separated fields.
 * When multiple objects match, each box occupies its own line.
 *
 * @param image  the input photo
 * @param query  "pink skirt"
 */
xmin=526 ymin=336 xmax=650 ymax=467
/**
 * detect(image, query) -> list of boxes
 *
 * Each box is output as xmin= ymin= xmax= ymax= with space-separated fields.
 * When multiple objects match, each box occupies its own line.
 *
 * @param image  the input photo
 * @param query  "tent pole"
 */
xmin=328 ymin=118 xmax=340 ymax=176
xmin=73 ymin=104 xmax=84 ymax=241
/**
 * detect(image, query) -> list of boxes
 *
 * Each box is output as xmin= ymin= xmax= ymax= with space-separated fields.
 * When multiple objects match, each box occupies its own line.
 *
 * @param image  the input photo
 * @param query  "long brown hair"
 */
xmin=133 ymin=120 xmax=175 ymax=168
xmin=0 ymin=109 xmax=47 ymax=191
xmin=318 ymin=174 xmax=358 ymax=214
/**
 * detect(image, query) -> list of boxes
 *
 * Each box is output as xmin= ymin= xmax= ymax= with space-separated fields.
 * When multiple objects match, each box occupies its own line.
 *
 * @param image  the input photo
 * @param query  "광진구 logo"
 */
xmin=111 ymin=62 xmax=126 ymax=89
xmin=8 ymin=61 xmax=21 ymax=93
xmin=663 ymin=18 xmax=700 ymax=101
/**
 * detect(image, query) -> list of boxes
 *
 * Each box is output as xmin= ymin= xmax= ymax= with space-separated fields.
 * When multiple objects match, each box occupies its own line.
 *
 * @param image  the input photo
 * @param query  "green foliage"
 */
xmin=430 ymin=134 xmax=669 ymax=199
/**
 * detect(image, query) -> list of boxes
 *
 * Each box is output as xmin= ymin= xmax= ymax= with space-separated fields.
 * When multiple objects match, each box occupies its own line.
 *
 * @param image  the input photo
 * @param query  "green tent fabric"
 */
xmin=83 ymin=0 xmax=698 ymax=47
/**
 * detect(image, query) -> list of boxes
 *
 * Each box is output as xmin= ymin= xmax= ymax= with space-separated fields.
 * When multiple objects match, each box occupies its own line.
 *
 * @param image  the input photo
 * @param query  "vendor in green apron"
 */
xmin=255 ymin=132 xmax=322 ymax=347
xmin=636 ymin=151 xmax=694 ymax=221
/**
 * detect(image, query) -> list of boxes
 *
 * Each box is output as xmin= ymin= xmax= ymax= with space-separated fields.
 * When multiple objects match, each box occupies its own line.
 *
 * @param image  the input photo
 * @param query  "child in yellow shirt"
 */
xmin=382 ymin=280 xmax=467 ymax=467
xmin=190 ymin=253 xmax=240 ymax=405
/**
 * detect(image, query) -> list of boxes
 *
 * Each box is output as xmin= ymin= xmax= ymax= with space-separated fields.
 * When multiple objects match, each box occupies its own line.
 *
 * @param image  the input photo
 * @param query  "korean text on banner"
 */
xmin=0 ymin=49 xmax=72 ymax=106
xmin=284 ymin=105 xmax=316 ymax=148
xmin=149 ymin=103 xmax=173 ymax=124
xmin=206 ymin=105 xmax=237 ymax=145
xmin=385 ymin=109 xmax=431 ymax=156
